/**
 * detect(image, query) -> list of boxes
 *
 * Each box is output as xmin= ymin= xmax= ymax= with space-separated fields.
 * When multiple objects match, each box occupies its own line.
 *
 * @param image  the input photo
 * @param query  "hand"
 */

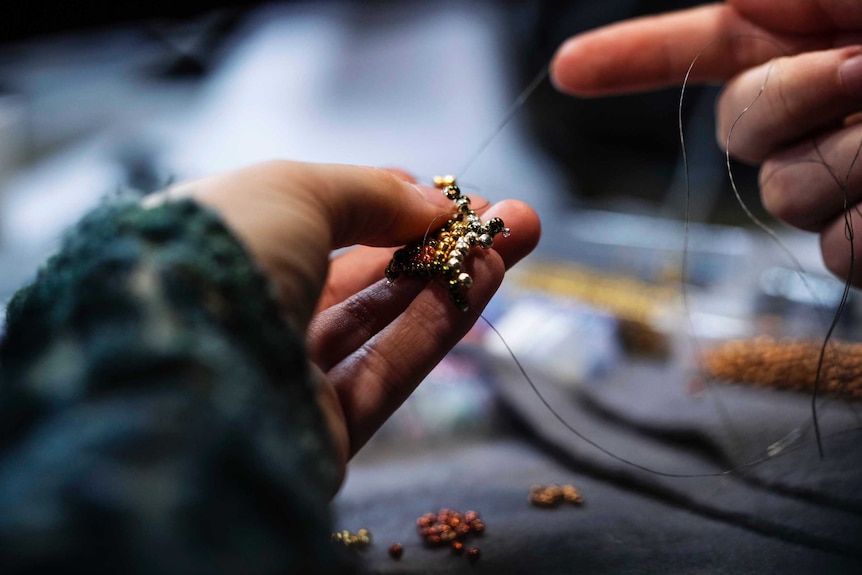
xmin=551 ymin=0 xmax=862 ymax=285
xmin=161 ymin=160 xmax=540 ymax=485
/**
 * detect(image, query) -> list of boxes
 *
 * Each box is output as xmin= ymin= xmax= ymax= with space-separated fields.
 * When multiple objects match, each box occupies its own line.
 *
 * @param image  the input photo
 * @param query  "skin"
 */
xmin=159 ymin=160 xmax=541 ymax=488
xmin=551 ymin=0 xmax=862 ymax=285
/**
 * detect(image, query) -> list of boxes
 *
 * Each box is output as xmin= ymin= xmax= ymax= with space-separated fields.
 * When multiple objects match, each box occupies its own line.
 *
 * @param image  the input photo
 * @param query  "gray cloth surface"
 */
xmin=334 ymin=354 xmax=862 ymax=573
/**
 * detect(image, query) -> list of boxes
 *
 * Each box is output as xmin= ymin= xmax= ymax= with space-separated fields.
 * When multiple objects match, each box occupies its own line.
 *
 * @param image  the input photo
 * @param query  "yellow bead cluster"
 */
xmin=331 ymin=528 xmax=372 ymax=549
xmin=385 ymin=175 xmax=509 ymax=311
xmin=528 ymin=483 xmax=583 ymax=507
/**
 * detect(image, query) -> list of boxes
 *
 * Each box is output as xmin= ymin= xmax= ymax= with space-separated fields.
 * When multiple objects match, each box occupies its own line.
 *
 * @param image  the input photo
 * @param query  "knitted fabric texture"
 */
xmin=0 ymin=198 xmax=345 ymax=574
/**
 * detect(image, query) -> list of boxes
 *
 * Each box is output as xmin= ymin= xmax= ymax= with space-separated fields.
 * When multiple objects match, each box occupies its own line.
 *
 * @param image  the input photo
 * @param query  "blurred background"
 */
xmin=2 ymin=1 xmax=860 ymax=572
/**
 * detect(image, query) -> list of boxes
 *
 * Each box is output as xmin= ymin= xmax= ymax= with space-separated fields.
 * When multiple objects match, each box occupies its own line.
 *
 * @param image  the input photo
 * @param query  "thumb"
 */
xmin=162 ymin=161 xmax=453 ymax=328
xmin=292 ymin=162 xmax=454 ymax=249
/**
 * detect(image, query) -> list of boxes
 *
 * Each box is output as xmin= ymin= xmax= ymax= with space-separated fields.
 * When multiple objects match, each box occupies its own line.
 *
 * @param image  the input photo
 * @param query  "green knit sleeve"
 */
xmin=0 ymin=198 xmax=347 ymax=573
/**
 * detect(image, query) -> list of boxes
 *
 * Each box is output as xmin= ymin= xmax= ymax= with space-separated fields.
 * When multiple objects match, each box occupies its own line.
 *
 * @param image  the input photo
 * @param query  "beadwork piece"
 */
xmin=385 ymin=175 xmax=510 ymax=311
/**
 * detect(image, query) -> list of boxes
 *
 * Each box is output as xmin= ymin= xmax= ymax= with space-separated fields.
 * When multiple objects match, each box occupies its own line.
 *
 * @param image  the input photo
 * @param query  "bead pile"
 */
xmin=702 ymin=336 xmax=862 ymax=400
xmin=330 ymin=528 xmax=372 ymax=549
xmin=385 ymin=175 xmax=509 ymax=311
xmin=416 ymin=508 xmax=485 ymax=560
xmin=528 ymin=484 xmax=583 ymax=507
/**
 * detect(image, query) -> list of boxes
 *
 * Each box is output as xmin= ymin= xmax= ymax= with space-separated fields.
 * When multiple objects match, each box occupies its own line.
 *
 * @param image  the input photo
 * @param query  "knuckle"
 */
xmin=715 ymin=86 xmax=764 ymax=164
xmin=361 ymin=344 xmax=410 ymax=399
xmin=759 ymin=161 xmax=805 ymax=225
xmin=768 ymin=57 xmax=803 ymax=125
xmin=759 ymin=158 xmax=830 ymax=232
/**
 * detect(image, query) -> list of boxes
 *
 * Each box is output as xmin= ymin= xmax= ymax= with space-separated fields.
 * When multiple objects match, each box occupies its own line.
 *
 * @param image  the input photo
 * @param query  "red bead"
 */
xmin=388 ymin=543 xmax=404 ymax=559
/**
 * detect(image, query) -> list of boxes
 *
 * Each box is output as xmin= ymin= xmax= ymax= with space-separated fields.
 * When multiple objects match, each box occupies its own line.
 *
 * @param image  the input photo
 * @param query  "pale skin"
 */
xmin=551 ymin=0 xmax=862 ymax=285
xmin=158 ymin=160 xmax=541 ymax=489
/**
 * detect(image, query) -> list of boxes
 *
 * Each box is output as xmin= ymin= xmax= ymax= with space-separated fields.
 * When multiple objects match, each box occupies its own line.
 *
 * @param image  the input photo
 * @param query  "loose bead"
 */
xmin=389 ymin=543 xmax=404 ymax=559
xmin=433 ymin=174 xmax=456 ymax=188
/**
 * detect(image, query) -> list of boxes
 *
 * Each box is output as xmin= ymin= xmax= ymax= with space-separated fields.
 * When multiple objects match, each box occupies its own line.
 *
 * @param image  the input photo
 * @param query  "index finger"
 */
xmin=550 ymin=3 xmax=830 ymax=96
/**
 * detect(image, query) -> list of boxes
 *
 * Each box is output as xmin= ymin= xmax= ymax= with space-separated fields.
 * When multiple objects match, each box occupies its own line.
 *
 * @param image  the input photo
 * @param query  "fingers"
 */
xmin=316 ymin=199 xmax=540 ymax=311
xmin=720 ymin=45 xmax=862 ymax=287
xmin=759 ymin=123 xmax=862 ymax=231
xmin=550 ymin=3 xmax=846 ymax=97
xmin=165 ymin=161 xmax=456 ymax=328
xmin=326 ymin=249 xmax=505 ymax=456
xmin=380 ymin=167 xmax=418 ymax=184
xmin=185 ymin=160 xmax=451 ymax=260
xmin=729 ymin=0 xmax=862 ymax=35
xmin=315 ymin=246 xmax=396 ymax=313
xmin=308 ymin=276 xmax=426 ymax=372
xmin=486 ymin=199 xmax=543 ymax=267
xmin=309 ymin=199 xmax=540 ymax=455
xmin=311 ymin=199 xmax=540 ymax=362
xmin=295 ymin=163 xmax=453 ymax=249
xmin=718 ymin=47 xmax=862 ymax=164
xmin=552 ymin=5 xmax=786 ymax=96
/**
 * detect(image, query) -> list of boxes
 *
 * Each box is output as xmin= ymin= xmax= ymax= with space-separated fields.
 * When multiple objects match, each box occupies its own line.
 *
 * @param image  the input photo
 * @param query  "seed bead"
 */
xmin=389 ymin=543 xmax=404 ymax=559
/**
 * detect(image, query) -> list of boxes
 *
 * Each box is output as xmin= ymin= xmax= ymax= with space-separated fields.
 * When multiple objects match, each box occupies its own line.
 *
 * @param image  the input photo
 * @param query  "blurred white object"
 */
xmin=0 ymin=94 xmax=28 ymax=241
xmin=484 ymin=297 xmax=622 ymax=388
xmin=168 ymin=2 xmax=565 ymax=214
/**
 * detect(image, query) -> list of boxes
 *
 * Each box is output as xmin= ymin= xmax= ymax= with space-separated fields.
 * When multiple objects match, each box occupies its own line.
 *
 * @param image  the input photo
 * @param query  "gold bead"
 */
xmin=433 ymin=174 xmax=456 ymax=188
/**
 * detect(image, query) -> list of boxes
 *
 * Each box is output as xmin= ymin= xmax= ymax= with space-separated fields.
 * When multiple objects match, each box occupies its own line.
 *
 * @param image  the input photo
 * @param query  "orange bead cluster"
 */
xmin=528 ymin=484 xmax=583 ymax=507
xmin=415 ymin=508 xmax=485 ymax=559
xmin=385 ymin=175 xmax=509 ymax=311
xmin=702 ymin=337 xmax=862 ymax=400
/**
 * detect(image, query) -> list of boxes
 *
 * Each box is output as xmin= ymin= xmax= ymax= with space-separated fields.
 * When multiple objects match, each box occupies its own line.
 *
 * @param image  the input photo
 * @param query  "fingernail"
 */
xmin=839 ymin=49 xmax=862 ymax=95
